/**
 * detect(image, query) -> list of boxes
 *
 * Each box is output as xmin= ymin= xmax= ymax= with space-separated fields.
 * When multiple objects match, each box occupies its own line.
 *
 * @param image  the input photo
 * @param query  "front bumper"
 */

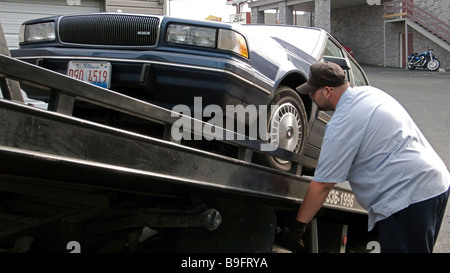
xmin=11 ymin=47 xmax=270 ymax=109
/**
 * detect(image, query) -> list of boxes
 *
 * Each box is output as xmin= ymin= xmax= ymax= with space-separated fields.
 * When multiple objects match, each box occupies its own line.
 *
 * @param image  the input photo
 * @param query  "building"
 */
xmin=0 ymin=0 xmax=166 ymax=49
xmin=248 ymin=0 xmax=449 ymax=70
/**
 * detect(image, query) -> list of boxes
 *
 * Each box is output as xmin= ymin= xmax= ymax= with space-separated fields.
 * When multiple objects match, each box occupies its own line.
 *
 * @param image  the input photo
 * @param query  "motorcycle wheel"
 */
xmin=427 ymin=59 xmax=440 ymax=71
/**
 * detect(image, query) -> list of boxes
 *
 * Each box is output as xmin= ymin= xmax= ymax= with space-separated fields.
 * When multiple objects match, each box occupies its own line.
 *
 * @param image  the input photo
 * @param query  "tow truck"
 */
xmin=0 ymin=23 xmax=372 ymax=253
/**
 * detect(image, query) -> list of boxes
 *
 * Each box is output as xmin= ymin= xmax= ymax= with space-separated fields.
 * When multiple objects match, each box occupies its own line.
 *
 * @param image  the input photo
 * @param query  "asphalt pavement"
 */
xmin=361 ymin=64 xmax=450 ymax=253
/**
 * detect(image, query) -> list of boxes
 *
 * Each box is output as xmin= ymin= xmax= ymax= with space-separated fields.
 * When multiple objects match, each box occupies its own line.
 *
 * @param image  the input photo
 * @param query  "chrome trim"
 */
xmin=19 ymin=56 xmax=272 ymax=95
xmin=253 ymin=69 xmax=274 ymax=90
xmin=317 ymin=111 xmax=331 ymax=124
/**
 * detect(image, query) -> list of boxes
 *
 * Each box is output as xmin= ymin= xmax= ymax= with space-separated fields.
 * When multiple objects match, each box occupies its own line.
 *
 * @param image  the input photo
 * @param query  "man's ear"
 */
xmin=324 ymin=86 xmax=333 ymax=98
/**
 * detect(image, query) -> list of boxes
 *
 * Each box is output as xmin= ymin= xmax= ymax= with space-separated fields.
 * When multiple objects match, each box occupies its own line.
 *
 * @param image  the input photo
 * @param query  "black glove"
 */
xmin=280 ymin=220 xmax=307 ymax=252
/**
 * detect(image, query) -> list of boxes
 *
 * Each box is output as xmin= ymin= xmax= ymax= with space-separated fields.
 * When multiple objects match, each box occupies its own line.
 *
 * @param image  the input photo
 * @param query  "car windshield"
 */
xmin=241 ymin=25 xmax=322 ymax=56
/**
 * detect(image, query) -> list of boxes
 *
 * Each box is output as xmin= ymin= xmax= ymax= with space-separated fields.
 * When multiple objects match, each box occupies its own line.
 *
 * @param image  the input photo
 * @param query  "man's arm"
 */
xmin=296 ymin=180 xmax=336 ymax=223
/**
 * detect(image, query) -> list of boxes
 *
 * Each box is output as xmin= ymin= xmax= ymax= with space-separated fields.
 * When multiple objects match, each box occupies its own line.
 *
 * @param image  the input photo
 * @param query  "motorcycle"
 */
xmin=406 ymin=47 xmax=440 ymax=71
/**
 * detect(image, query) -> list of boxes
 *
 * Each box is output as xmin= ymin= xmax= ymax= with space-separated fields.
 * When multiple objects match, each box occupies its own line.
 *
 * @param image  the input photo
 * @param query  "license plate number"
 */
xmin=325 ymin=189 xmax=355 ymax=208
xmin=67 ymin=61 xmax=111 ymax=89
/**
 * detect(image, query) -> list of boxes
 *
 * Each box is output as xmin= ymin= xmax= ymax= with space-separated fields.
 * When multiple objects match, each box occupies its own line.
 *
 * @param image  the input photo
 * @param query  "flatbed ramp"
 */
xmin=0 ymin=53 xmax=368 ymax=253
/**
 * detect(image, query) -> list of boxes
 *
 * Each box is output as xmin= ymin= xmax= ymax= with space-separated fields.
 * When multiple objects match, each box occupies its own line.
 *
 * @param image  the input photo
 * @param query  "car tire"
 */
xmin=257 ymin=86 xmax=308 ymax=172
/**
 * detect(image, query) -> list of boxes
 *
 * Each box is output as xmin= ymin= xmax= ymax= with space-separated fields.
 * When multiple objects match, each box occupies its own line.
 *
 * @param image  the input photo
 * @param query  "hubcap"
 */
xmin=428 ymin=60 xmax=439 ymax=70
xmin=269 ymin=102 xmax=303 ymax=165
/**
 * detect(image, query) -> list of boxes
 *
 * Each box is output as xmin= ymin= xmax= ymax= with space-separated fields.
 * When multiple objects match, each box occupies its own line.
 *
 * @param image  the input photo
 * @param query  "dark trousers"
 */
xmin=376 ymin=188 xmax=450 ymax=253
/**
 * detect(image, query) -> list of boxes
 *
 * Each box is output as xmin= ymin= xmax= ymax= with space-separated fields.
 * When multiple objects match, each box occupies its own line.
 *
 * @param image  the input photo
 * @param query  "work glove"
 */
xmin=280 ymin=220 xmax=307 ymax=252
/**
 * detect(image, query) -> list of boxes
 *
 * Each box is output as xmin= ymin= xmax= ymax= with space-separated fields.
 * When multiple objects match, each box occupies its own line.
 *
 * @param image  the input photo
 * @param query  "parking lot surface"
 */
xmin=362 ymin=65 xmax=450 ymax=253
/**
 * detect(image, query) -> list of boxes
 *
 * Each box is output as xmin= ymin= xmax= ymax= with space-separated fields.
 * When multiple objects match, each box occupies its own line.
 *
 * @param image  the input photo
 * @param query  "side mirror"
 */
xmin=322 ymin=56 xmax=351 ymax=70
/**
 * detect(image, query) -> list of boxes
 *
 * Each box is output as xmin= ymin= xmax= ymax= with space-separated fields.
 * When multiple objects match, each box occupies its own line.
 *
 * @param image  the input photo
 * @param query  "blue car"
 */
xmin=11 ymin=13 xmax=369 ymax=172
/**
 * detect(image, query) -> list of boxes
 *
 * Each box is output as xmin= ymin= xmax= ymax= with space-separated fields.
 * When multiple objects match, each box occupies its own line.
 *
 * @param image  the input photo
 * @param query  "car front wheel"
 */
xmin=259 ymin=86 xmax=308 ymax=172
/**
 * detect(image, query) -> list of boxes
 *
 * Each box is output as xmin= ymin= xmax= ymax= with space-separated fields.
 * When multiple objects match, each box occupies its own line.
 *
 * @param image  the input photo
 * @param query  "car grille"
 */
xmin=58 ymin=14 xmax=160 ymax=46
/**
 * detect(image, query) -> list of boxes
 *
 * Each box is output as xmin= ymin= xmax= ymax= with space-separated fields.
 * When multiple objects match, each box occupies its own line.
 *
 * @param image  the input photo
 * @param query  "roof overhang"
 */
xmin=248 ymin=0 xmax=375 ymax=12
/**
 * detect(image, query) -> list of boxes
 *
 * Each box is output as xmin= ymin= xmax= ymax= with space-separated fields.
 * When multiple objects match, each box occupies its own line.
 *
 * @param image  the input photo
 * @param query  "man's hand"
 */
xmin=280 ymin=220 xmax=307 ymax=252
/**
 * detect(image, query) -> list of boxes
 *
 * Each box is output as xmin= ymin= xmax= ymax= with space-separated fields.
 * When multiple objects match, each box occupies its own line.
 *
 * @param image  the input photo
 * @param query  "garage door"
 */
xmin=0 ymin=0 xmax=102 ymax=49
xmin=105 ymin=0 xmax=164 ymax=15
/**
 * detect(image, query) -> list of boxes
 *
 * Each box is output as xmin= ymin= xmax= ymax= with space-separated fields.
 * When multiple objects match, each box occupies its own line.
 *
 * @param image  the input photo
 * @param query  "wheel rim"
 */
xmin=428 ymin=60 xmax=439 ymax=70
xmin=269 ymin=102 xmax=303 ymax=165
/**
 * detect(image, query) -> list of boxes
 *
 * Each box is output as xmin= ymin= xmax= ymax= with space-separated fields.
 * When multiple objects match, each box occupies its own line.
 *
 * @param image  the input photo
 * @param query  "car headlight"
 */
xmin=19 ymin=22 xmax=56 ymax=43
xmin=218 ymin=29 xmax=248 ymax=58
xmin=166 ymin=24 xmax=216 ymax=48
xmin=166 ymin=24 xmax=249 ymax=58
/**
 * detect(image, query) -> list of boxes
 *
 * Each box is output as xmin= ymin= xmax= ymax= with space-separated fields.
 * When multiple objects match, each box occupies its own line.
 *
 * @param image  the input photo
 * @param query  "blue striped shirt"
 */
xmin=314 ymin=86 xmax=450 ymax=230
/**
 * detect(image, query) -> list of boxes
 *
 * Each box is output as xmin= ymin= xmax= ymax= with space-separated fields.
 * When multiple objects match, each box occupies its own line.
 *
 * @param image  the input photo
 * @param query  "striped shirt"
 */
xmin=314 ymin=86 xmax=450 ymax=231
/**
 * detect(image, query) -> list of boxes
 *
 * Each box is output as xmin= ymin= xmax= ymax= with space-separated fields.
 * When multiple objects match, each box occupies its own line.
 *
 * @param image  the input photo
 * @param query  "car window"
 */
xmin=349 ymin=58 xmax=369 ymax=86
xmin=323 ymin=39 xmax=344 ymax=58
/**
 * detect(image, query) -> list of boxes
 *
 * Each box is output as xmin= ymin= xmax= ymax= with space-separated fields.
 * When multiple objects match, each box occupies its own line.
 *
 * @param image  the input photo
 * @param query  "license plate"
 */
xmin=67 ymin=61 xmax=111 ymax=89
xmin=325 ymin=189 xmax=357 ymax=209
